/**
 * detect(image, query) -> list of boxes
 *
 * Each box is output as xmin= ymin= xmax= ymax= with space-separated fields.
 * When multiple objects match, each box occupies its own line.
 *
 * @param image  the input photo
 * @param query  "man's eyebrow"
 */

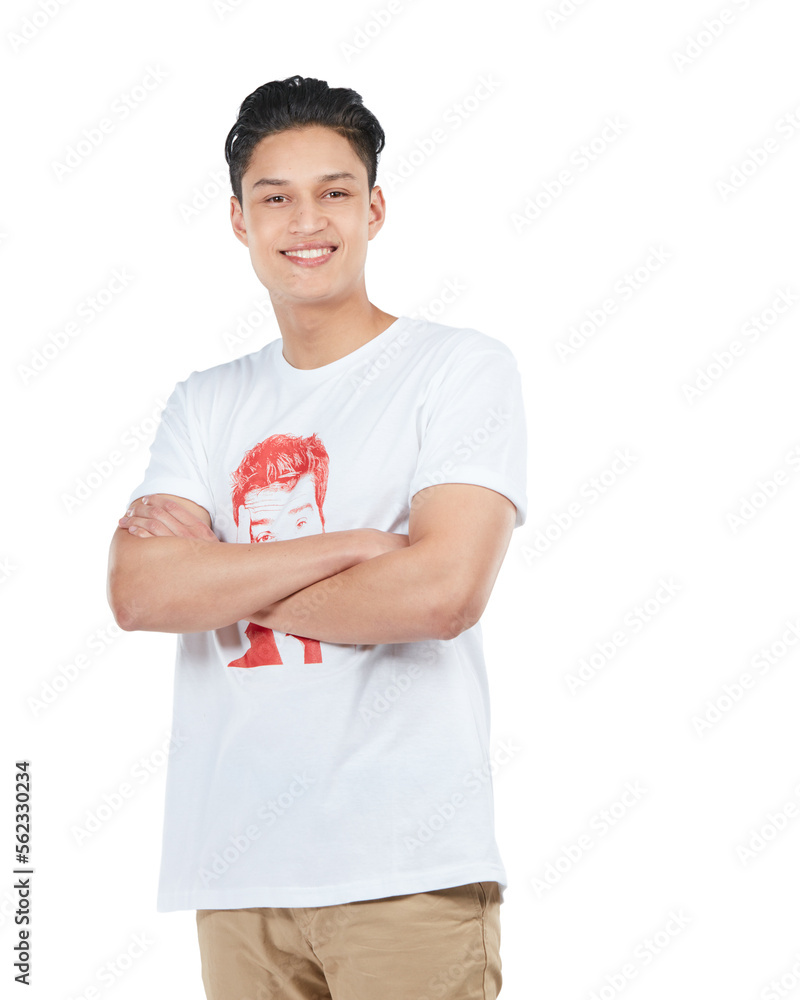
xmin=251 ymin=171 xmax=358 ymax=191
xmin=288 ymin=502 xmax=314 ymax=516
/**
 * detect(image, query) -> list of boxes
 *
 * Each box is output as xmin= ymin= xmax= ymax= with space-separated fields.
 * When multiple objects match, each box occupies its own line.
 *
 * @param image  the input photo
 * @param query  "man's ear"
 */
xmin=367 ymin=184 xmax=386 ymax=241
xmin=230 ymin=195 xmax=248 ymax=247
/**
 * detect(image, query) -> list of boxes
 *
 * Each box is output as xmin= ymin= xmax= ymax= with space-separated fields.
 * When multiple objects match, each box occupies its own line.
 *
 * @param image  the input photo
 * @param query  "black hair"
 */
xmin=224 ymin=75 xmax=386 ymax=207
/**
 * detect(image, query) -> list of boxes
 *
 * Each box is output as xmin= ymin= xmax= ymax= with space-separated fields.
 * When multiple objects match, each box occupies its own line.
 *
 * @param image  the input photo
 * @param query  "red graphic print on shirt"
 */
xmin=227 ymin=433 xmax=329 ymax=668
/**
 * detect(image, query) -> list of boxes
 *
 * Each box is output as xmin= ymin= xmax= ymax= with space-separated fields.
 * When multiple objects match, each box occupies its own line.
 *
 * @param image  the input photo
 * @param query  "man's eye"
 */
xmin=266 ymin=192 xmax=346 ymax=203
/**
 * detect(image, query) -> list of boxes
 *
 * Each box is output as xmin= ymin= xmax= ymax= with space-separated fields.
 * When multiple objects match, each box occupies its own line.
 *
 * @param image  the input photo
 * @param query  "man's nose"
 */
xmin=288 ymin=197 xmax=328 ymax=233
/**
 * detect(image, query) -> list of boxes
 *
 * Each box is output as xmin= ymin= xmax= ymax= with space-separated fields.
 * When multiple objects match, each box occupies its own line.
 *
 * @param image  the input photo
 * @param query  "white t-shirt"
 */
xmin=127 ymin=314 xmax=528 ymax=911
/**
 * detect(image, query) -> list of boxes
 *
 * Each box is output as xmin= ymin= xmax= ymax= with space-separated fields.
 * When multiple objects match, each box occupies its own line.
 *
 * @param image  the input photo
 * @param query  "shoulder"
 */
xmin=401 ymin=317 xmax=521 ymax=389
xmin=402 ymin=316 xmax=519 ymax=369
xmin=171 ymin=339 xmax=279 ymax=400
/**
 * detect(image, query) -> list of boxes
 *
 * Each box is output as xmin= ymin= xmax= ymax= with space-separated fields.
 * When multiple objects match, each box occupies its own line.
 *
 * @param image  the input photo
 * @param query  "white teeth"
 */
xmin=283 ymin=247 xmax=335 ymax=259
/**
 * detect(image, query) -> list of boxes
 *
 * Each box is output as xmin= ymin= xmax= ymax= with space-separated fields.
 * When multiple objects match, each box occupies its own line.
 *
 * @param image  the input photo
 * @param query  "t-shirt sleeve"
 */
xmin=408 ymin=340 xmax=528 ymax=529
xmin=126 ymin=378 xmax=216 ymax=517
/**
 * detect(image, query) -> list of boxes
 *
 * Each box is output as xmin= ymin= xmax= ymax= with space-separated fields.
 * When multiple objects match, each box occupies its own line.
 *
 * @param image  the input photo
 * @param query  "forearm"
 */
xmin=250 ymin=540 xmax=468 ymax=644
xmin=108 ymin=529 xmax=364 ymax=634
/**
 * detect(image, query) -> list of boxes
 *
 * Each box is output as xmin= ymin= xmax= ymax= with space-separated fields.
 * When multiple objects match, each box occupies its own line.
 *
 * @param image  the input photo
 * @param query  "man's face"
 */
xmin=230 ymin=125 xmax=386 ymax=308
xmin=242 ymin=474 xmax=324 ymax=543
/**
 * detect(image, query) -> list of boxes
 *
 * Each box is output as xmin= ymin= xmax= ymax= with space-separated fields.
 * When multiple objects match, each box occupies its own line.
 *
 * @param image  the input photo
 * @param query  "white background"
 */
xmin=4 ymin=1 xmax=800 ymax=998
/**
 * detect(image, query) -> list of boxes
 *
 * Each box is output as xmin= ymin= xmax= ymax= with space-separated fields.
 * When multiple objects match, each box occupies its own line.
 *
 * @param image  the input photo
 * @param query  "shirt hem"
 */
xmin=126 ymin=477 xmax=216 ymax=519
xmin=409 ymin=467 xmax=527 ymax=529
xmin=157 ymin=863 xmax=508 ymax=911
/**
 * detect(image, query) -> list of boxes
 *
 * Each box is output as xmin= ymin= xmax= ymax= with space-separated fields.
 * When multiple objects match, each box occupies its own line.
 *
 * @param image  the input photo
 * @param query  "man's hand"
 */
xmin=118 ymin=495 xmax=220 ymax=542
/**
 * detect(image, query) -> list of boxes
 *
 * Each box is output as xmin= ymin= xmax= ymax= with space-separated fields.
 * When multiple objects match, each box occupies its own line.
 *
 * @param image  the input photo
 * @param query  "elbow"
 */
xmin=112 ymin=607 xmax=139 ymax=633
xmin=107 ymin=576 xmax=146 ymax=632
xmin=433 ymin=589 xmax=482 ymax=641
xmin=107 ymin=533 xmax=167 ymax=632
xmin=108 ymin=592 xmax=140 ymax=632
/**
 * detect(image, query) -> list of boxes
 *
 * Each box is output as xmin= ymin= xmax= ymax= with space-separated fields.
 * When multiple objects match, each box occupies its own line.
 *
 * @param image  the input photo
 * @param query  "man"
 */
xmin=107 ymin=74 xmax=528 ymax=1000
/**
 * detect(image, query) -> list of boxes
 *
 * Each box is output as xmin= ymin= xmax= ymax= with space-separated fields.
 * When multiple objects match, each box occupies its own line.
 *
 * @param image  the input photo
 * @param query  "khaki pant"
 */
xmin=196 ymin=881 xmax=502 ymax=1000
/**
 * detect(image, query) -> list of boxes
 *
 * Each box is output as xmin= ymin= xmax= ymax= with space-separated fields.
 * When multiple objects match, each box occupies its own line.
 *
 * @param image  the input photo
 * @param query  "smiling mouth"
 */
xmin=280 ymin=247 xmax=338 ymax=259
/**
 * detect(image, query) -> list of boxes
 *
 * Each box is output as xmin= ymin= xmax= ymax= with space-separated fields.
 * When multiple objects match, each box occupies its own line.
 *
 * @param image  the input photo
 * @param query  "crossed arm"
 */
xmin=107 ymin=483 xmax=517 ymax=644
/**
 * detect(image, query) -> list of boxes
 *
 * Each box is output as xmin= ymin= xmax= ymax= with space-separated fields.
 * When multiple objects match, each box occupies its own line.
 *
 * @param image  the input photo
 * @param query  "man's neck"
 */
xmin=275 ymin=299 xmax=398 ymax=371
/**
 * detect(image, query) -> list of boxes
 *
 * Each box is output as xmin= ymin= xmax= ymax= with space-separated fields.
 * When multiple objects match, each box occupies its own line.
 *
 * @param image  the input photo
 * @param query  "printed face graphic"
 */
xmin=242 ymin=474 xmax=324 ymax=543
xmin=228 ymin=432 xmax=330 ymax=668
